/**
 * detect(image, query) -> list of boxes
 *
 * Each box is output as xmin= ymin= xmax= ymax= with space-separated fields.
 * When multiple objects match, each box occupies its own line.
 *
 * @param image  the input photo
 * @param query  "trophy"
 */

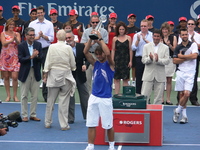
xmin=89 ymin=15 xmax=107 ymax=40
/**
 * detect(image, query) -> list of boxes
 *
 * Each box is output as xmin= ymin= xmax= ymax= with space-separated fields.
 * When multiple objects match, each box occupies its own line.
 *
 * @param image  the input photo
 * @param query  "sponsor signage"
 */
xmin=1 ymin=0 xmax=200 ymax=28
xmin=114 ymin=113 xmax=144 ymax=133
xmin=105 ymin=112 xmax=150 ymax=143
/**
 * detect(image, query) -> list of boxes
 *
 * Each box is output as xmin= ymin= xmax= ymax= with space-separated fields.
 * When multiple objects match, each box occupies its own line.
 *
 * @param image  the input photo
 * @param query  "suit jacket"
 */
xmin=72 ymin=42 xmax=87 ymax=84
xmin=47 ymin=68 xmax=75 ymax=89
xmin=18 ymin=40 xmax=42 ymax=82
xmin=142 ymin=42 xmax=170 ymax=82
xmin=45 ymin=41 xmax=76 ymax=96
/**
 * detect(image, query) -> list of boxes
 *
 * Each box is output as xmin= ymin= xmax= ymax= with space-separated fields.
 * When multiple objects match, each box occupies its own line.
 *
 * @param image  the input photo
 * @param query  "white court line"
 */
xmin=0 ymin=140 xmax=87 ymax=144
xmin=162 ymin=144 xmax=200 ymax=146
xmin=0 ymin=140 xmax=200 ymax=147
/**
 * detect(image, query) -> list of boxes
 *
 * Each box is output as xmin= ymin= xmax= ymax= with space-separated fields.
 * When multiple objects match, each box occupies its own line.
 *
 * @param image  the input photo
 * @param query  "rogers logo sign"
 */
xmin=119 ymin=120 xmax=142 ymax=125
xmin=114 ymin=118 xmax=143 ymax=128
xmin=114 ymin=115 xmax=145 ymax=133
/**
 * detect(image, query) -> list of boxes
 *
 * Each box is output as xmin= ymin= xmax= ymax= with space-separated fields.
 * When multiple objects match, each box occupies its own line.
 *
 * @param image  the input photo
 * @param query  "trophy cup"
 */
xmin=89 ymin=15 xmax=107 ymax=40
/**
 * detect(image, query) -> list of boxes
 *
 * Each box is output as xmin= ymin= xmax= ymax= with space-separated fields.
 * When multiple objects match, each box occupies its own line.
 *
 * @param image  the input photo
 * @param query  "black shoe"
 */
xmin=166 ymin=101 xmax=173 ymax=105
xmin=191 ymin=102 xmax=200 ymax=106
xmin=68 ymin=121 xmax=74 ymax=124
xmin=148 ymin=99 xmax=151 ymax=104
xmin=162 ymin=102 xmax=165 ymax=105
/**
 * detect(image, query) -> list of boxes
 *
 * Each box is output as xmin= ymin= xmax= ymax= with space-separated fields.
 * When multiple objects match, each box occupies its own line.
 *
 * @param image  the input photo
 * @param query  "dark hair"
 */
xmin=187 ymin=18 xmax=197 ymax=26
xmin=187 ymin=18 xmax=195 ymax=24
xmin=63 ymin=21 xmax=74 ymax=30
xmin=95 ymin=46 xmax=103 ymax=55
xmin=160 ymin=22 xmax=170 ymax=33
xmin=115 ymin=21 xmax=127 ymax=36
xmin=179 ymin=28 xmax=188 ymax=34
xmin=5 ymin=18 xmax=15 ymax=31
xmin=37 ymin=6 xmax=45 ymax=12
xmin=25 ymin=27 xmax=35 ymax=35
xmin=153 ymin=29 xmax=162 ymax=36
xmin=197 ymin=18 xmax=200 ymax=26
xmin=30 ymin=9 xmax=37 ymax=14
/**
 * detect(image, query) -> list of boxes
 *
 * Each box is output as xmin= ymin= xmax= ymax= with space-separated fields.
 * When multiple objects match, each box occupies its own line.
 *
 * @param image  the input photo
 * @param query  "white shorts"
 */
xmin=175 ymin=70 xmax=195 ymax=92
xmin=86 ymin=94 xmax=113 ymax=129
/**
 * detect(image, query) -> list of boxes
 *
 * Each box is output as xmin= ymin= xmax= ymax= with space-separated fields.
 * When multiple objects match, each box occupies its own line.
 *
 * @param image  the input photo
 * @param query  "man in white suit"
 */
xmin=141 ymin=29 xmax=170 ymax=104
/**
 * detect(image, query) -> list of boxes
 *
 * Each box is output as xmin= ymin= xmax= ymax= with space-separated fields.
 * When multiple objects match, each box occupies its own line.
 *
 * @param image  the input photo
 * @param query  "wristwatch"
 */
xmin=99 ymin=38 xmax=103 ymax=41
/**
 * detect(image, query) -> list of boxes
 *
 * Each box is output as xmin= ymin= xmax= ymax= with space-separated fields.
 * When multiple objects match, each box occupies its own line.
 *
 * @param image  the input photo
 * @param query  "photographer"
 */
xmin=0 ymin=113 xmax=7 ymax=136
xmin=0 ymin=128 xmax=7 ymax=136
xmin=0 ymin=111 xmax=21 ymax=134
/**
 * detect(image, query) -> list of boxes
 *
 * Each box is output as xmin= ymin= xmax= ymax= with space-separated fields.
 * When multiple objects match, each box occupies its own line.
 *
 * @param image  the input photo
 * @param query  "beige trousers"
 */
xmin=141 ymin=79 xmax=165 ymax=104
xmin=45 ymin=79 xmax=71 ymax=128
xmin=20 ymin=68 xmax=40 ymax=118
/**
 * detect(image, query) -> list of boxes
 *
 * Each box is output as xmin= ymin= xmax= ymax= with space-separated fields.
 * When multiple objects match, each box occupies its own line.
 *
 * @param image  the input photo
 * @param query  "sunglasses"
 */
xmin=27 ymin=34 xmax=35 ymax=36
xmin=91 ymin=22 xmax=99 ymax=24
xmin=188 ymin=23 xmax=195 ymax=25
xmin=140 ymin=25 xmax=147 ymax=27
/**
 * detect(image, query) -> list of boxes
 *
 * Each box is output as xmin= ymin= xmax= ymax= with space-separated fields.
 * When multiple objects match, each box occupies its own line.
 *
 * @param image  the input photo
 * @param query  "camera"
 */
xmin=0 ymin=111 xmax=20 ymax=131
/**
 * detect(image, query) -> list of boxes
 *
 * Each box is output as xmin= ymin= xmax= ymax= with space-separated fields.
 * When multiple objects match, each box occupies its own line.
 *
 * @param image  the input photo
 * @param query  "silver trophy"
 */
xmin=89 ymin=15 xmax=107 ymax=40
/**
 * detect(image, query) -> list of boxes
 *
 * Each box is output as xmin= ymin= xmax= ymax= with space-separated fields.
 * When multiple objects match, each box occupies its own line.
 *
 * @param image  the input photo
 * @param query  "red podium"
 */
xmin=94 ymin=104 xmax=163 ymax=146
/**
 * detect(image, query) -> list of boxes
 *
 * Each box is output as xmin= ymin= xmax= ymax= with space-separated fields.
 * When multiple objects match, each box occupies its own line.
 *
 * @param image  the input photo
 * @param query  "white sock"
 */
xmin=86 ymin=144 xmax=94 ymax=150
xmin=109 ymin=141 xmax=115 ymax=149
xmin=176 ymin=105 xmax=183 ymax=113
xmin=182 ymin=108 xmax=187 ymax=118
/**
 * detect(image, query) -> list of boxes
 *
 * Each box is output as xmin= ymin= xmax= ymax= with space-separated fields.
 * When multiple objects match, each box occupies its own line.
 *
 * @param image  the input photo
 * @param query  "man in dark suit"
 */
xmin=18 ymin=27 xmax=42 ymax=122
xmin=66 ymin=30 xmax=89 ymax=123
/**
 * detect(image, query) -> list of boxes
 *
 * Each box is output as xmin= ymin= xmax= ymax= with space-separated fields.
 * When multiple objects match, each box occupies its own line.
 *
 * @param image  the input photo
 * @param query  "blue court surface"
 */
xmin=0 ymin=102 xmax=200 ymax=150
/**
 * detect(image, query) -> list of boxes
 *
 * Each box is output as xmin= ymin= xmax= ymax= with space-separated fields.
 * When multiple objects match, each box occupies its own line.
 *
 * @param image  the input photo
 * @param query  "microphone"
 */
xmin=7 ymin=111 xmax=22 ymax=122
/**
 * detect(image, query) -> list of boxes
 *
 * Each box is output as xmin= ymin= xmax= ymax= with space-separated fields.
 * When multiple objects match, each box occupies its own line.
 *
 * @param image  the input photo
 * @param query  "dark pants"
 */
xmin=189 ymin=56 xmax=199 ymax=104
xmin=135 ymin=57 xmax=145 ymax=94
xmin=42 ymin=47 xmax=49 ymax=102
xmin=68 ymin=76 xmax=89 ymax=122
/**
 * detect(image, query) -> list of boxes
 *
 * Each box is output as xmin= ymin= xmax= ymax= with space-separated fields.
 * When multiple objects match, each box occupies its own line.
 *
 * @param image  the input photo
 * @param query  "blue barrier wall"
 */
xmin=1 ymin=0 xmax=200 ymax=28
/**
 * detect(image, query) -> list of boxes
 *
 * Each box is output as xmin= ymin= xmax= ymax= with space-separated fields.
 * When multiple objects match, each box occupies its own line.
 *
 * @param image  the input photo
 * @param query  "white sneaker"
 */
xmin=84 ymin=147 xmax=94 ymax=150
xmin=108 ymin=148 xmax=116 ymax=150
xmin=180 ymin=116 xmax=188 ymax=124
xmin=173 ymin=109 xmax=180 ymax=123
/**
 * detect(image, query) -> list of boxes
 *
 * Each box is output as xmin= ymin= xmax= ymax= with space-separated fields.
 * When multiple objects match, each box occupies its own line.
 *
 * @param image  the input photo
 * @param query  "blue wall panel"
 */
xmin=1 ymin=0 xmax=200 ymax=28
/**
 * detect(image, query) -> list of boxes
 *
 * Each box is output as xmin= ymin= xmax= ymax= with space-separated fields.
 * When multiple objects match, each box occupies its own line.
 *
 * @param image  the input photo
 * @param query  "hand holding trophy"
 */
xmin=89 ymin=15 xmax=107 ymax=40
